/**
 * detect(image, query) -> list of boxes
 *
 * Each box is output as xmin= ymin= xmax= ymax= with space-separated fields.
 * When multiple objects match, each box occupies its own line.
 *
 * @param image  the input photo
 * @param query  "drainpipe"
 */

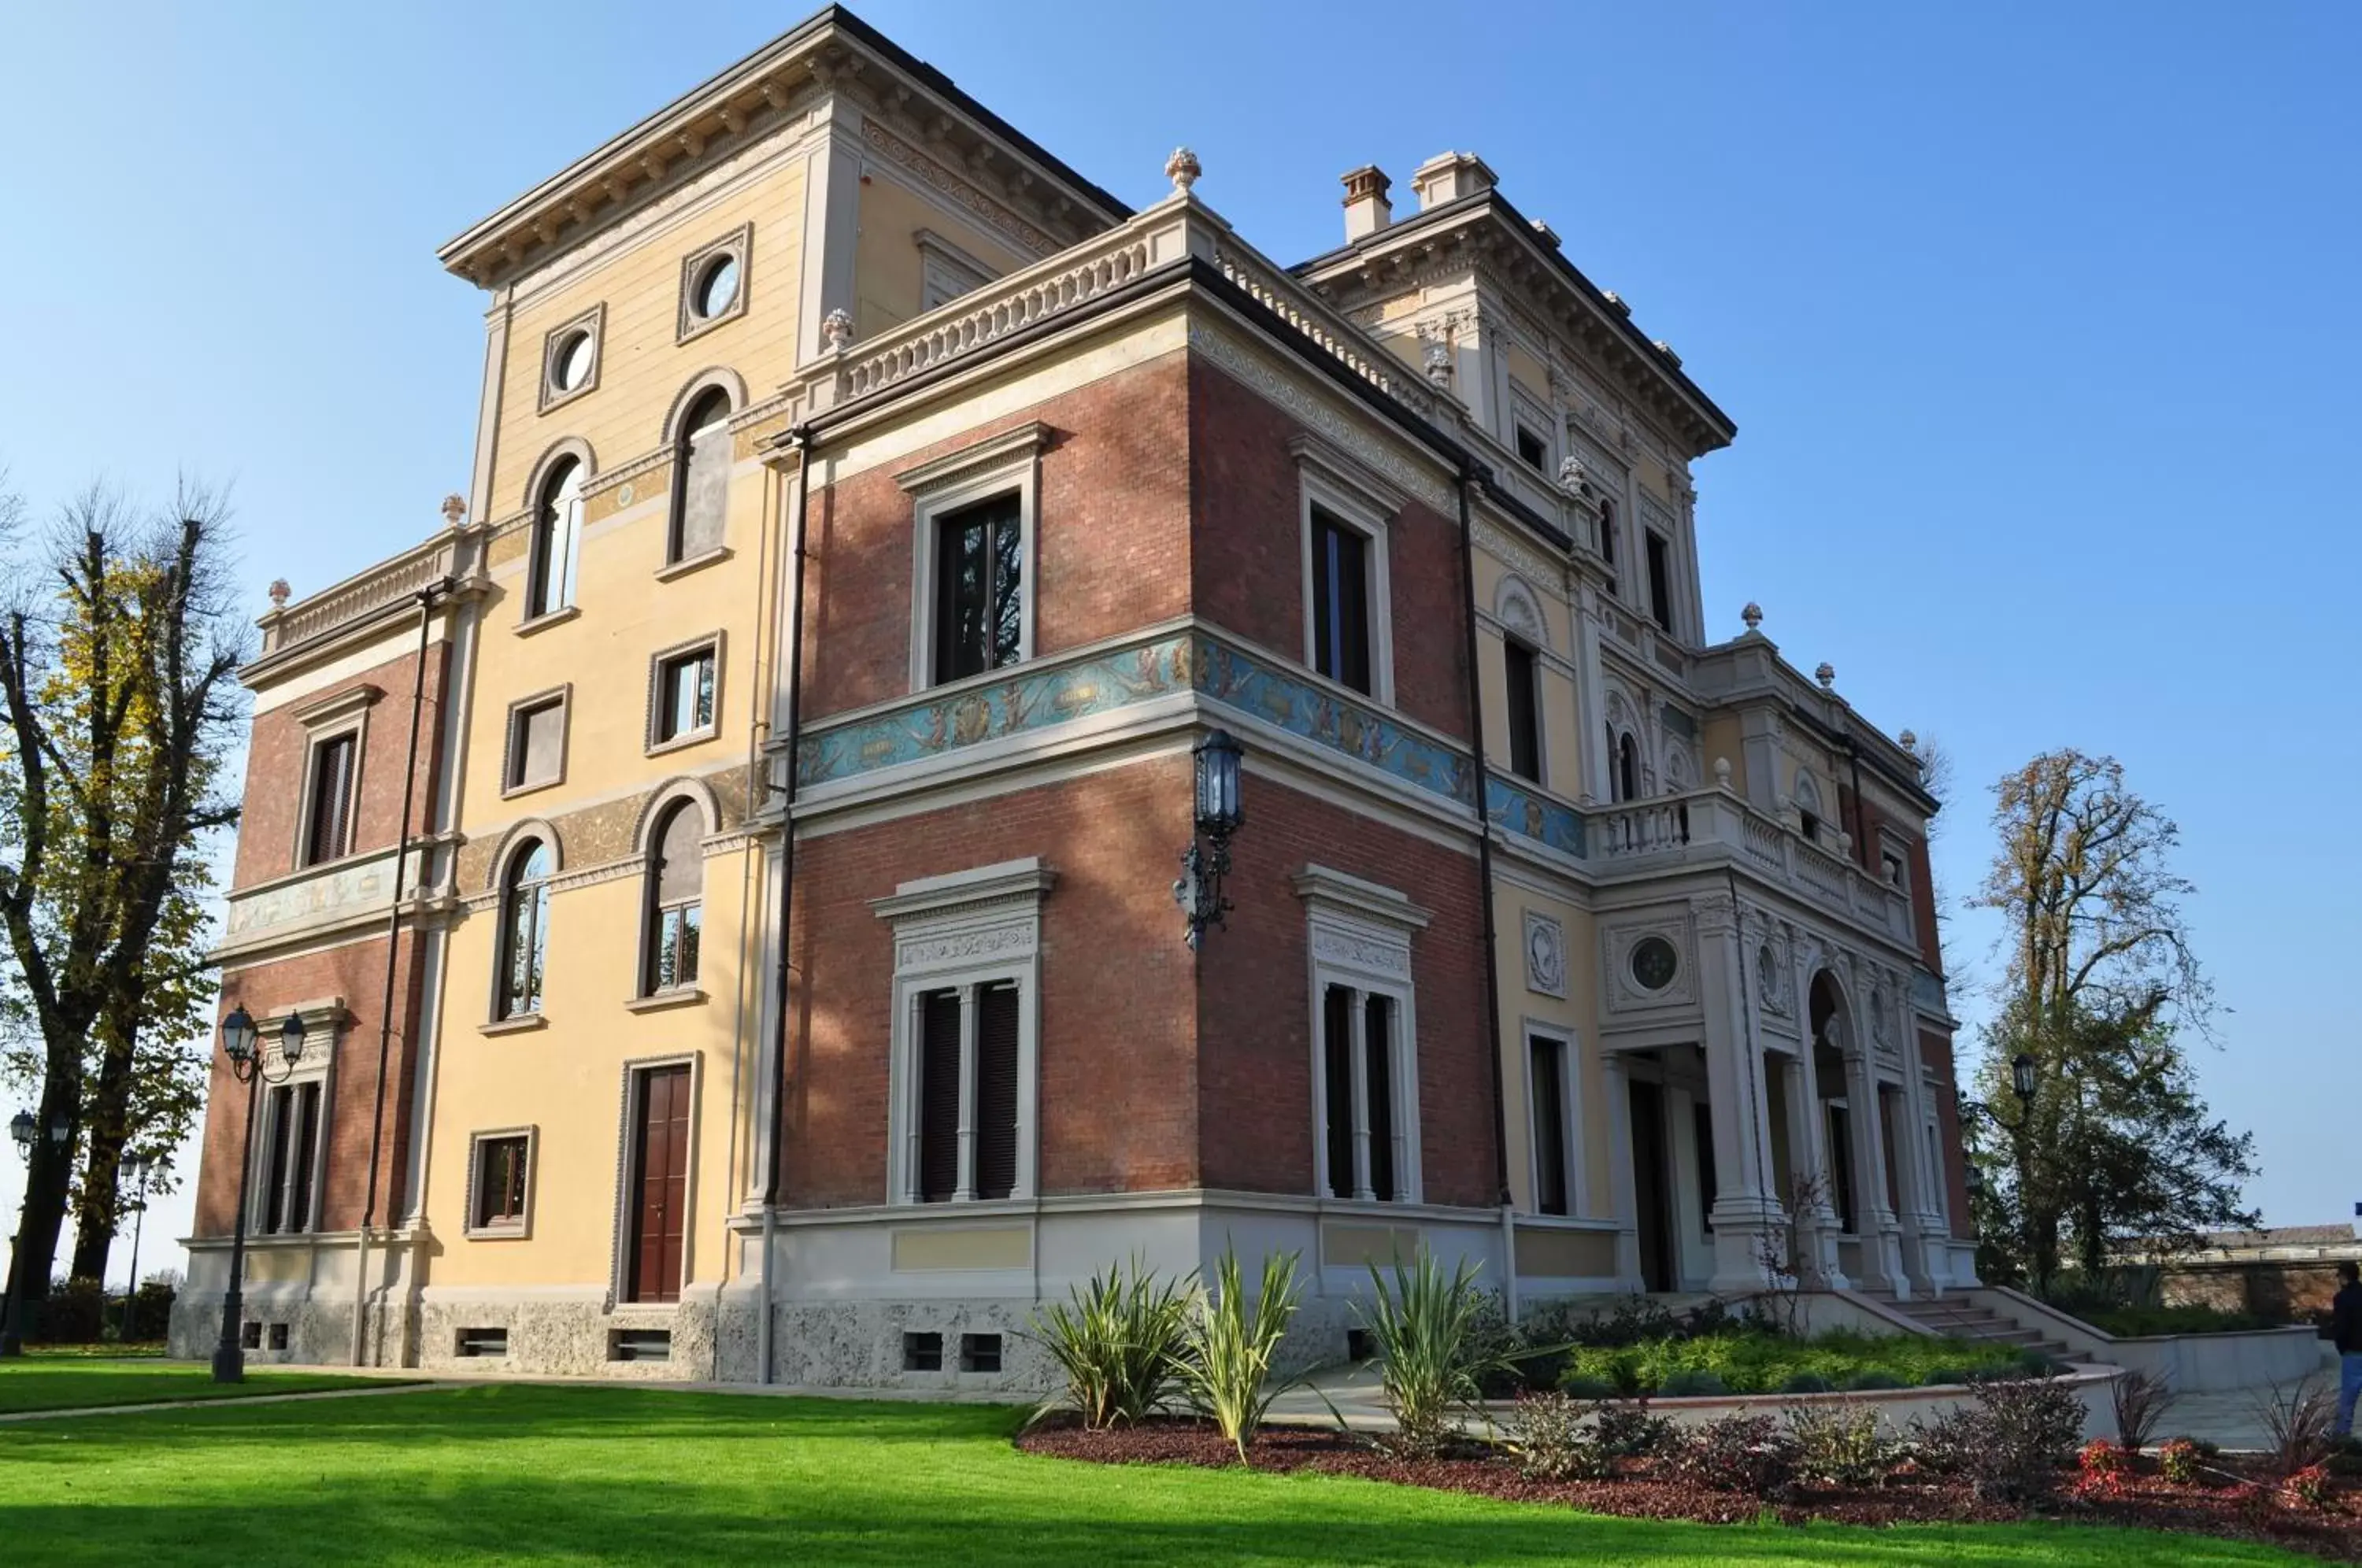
xmin=1453 ymin=466 xmax=1514 ymax=1315
xmin=758 ymin=427 xmax=813 ymax=1385
xmin=353 ymin=577 xmax=447 ymax=1366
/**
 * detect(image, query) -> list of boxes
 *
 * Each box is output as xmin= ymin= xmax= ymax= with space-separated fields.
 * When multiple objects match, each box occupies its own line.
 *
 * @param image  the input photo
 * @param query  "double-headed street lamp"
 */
xmin=1960 ymin=1053 xmax=2039 ymax=1249
xmin=117 ymin=1150 xmax=157 ymax=1342
xmin=212 ymin=1004 xmax=306 ymax=1383
xmin=2 ymin=1105 xmax=74 ymax=1357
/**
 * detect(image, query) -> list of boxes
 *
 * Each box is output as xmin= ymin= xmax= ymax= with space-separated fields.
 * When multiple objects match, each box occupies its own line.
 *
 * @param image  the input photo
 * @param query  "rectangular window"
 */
xmin=301 ymin=734 xmax=356 ymax=867
xmin=1826 ymin=1104 xmax=1859 ymax=1233
xmin=650 ymin=642 xmax=717 ymax=748
xmin=960 ymin=1333 xmax=1002 ymax=1374
xmin=1515 ymin=425 xmax=1548 ymax=472
xmin=1319 ymin=982 xmax=1402 ymax=1202
xmin=916 ymin=989 xmax=962 ymax=1203
xmin=931 ymin=492 xmax=1024 ymax=684
xmin=1529 ymin=1035 xmax=1569 ymax=1217
xmin=261 ymin=1080 xmax=320 ymax=1236
xmin=1646 ymin=530 xmax=1675 ymax=633
xmin=472 ymin=1134 xmax=530 ymax=1232
xmin=505 ymin=694 xmax=566 ymax=793
xmin=1309 ymin=508 xmax=1372 ymax=694
xmin=902 ymin=1331 xmax=943 ymax=1372
xmin=914 ymin=982 xmax=1020 ymax=1204
xmin=1502 ymin=641 xmax=1540 ymax=782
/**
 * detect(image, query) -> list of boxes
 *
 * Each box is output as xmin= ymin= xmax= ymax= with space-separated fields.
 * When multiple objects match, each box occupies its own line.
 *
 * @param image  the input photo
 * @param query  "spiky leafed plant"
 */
xmin=1358 ymin=1246 xmax=1522 ymax=1456
xmin=1179 ymin=1244 xmax=1305 ymax=1463
xmin=1028 ymin=1256 xmax=1194 ymax=1429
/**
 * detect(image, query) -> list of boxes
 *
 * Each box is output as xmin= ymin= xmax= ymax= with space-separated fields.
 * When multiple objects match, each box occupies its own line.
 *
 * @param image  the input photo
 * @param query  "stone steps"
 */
xmin=1854 ymin=1288 xmax=2082 ymax=1364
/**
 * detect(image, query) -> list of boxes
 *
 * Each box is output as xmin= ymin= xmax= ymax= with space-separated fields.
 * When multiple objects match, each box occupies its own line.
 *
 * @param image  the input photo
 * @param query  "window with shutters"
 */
xmin=876 ymin=857 xmax=1053 ymax=1207
xmin=898 ymin=423 xmax=1047 ymax=693
xmin=1298 ymin=864 xmax=1426 ymax=1205
xmin=298 ymin=730 xmax=358 ymax=868
xmin=502 ymin=688 xmax=570 ymax=797
xmin=466 ymin=1129 xmax=534 ymax=1237
xmin=641 ymin=801 xmax=704 ymax=996
xmin=527 ymin=456 xmax=584 ymax=620
xmin=1502 ymin=639 xmax=1542 ymax=783
xmin=668 ymin=388 xmax=732 ymax=565
xmin=496 ymin=838 xmax=553 ymax=1020
xmin=1527 ymin=1030 xmax=1575 ymax=1218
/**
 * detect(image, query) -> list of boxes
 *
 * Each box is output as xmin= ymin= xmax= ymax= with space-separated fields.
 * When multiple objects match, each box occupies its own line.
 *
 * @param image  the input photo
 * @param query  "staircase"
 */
xmin=1853 ymin=1287 xmax=2086 ymax=1364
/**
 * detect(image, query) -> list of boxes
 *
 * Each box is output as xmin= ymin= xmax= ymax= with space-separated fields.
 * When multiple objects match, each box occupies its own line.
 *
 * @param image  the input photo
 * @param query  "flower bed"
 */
xmin=1558 ymin=1327 xmax=2031 ymax=1396
xmin=1019 ymin=1413 xmax=2362 ymax=1562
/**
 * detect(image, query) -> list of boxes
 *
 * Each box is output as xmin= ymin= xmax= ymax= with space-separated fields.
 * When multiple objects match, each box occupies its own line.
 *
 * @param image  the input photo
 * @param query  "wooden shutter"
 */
xmin=629 ymin=1066 xmax=690 ymax=1304
xmin=262 ymin=1085 xmax=294 ymax=1233
xmin=1321 ymin=986 xmax=1353 ymax=1199
xmin=972 ymin=983 xmax=1020 ymax=1200
xmin=288 ymin=1081 xmax=321 ymax=1233
xmin=917 ymin=991 xmax=962 ymax=1201
xmin=1364 ymin=994 xmax=1395 ymax=1202
xmin=1531 ymin=1037 xmax=1568 ymax=1217
xmin=305 ymin=734 xmax=354 ymax=864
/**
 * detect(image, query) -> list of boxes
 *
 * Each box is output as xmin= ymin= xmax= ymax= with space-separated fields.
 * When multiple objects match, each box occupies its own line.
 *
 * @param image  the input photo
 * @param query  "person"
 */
xmin=2334 ymin=1259 xmax=2362 ymax=1441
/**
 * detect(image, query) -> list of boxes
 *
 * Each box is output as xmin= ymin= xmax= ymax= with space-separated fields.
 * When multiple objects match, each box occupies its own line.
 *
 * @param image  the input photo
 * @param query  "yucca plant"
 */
xmin=1179 ymin=1244 xmax=1305 ymax=1462
xmin=1357 ymin=1245 xmax=1522 ymax=1456
xmin=1028 ymin=1255 xmax=1194 ymax=1429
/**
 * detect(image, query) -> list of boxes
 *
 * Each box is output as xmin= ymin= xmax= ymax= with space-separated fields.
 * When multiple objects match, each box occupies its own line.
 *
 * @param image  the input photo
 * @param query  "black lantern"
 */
xmin=1963 ymin=1163 xmax=1984 ymax=1199
xmin=280 ymin=1012 xmax=308 ymax=1066
xmin=2010 ymin=1052 xmax=2037 ymax=1104
xmin=220 ymin=1004 xmax=257 ymax=1067
xmin=6 ymin=1111 xmax=29 ymax=1159
xmin=211 ymin=1005 xmax=305 ymax=1383
xmin=1174 ymin=730 xmax=1246 ymax=952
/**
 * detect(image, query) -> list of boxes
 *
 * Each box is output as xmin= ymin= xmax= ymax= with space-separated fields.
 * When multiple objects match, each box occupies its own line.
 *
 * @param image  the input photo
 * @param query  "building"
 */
xmin=174 ymin=5 xmax=1975 ymax=1387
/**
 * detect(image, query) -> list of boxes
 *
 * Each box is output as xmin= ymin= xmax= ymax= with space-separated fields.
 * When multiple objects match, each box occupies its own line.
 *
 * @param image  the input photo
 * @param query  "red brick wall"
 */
xmin=196 ymin=930 xmax=430 ymax=1238
xmin=1194 ymin=777 xmax=1495 ymax=1207
xmin=781 ymin=756 xmax=1200 ymax=1205
xmin=1841 ymin=786 xmax=1943 ymax=975
xmin=1188 ymin=357 xmax=1471 ymax=741
xmin=800 ymin=352 xmax=1193 ymax=723
xmin=231 ymin=641 xmax=450 ymax=890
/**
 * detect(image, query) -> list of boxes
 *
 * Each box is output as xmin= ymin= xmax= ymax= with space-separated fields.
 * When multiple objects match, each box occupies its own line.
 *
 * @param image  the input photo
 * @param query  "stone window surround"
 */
xmin=500 ymin=683 xmax=572 ymax=799
xmin=1291 ymin=433 xmax=1399 ymax=709
xmin=631 ymin=779 xmax=718 ymax=1007
xmin=1507 ymin=383 xmax=1559 ymax=477
xmin=240 ymin=999 xmax=346 ymax=1237
xmin=483 ymin=821 xmax=561 ymax=1033
xmin=644 ymin=630 xmax=726 ymax=756
xmin=463 ymin=1123 xmax=539 ymax=1241
xmin=289 ymin=684 xmax=380 ymax=871
xmin=607 ymin=1051 xmax=702 ymax=1310
xmin=915 ymin=227 xmax=997 ymax=312
xmin=871 ymin=856 xmax=1056 ymax=1207
xmin=657 ymin=368 xmax=747 ymax=574
xmin=1521 ymin=1017 xmax=1587 ymax=1219
xmin=1296 ymin=864 xmax=1428 ymax=1205
xmin=897 ymin=423 xmax=1050 ymax=694
xmin=539 ymin=303 xmax=605 ymax=415
xmin=676 ymin=222 xmax=753 ymax=345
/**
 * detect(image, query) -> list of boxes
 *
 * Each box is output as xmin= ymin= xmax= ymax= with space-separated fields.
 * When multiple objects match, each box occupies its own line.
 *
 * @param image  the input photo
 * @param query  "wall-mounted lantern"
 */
xmin=1173 ymin=729 xmax=1245 ymax=952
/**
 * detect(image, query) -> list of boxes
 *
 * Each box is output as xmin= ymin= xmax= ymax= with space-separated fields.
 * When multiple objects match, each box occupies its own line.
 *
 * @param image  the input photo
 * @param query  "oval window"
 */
xmin=1630 ymin=935 xmax=1679 ymax=993
xmin=694 ymin=253 xmax=740 ymax=320
xmin=553 ymin=330 xmax=594 ymax=393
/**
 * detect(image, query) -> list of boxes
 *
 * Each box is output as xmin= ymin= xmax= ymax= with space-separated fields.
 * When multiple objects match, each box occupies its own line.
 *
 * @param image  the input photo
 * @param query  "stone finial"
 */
xmin=1741 ymin=601 xmax=1763 ymax=633
xmin=441 ymin=494 xmax=467 ymax=527
xmin=1164 ymin=146 xmax=1201 ymax=195
xmin=1652 ymin=338 xmax=1683 ymax=368
xmin=1899 ymin=730 xmax=1918 ymax=754
xmin=1601 ymin=290 xmax=1633 ymax=318
xmin=1557 ymin=453 xmax=1590 ymax=494
xmin=1815 ymin=661 xmax=1836 ymax=690
xmin=267 ymin=579 xmax=291 ymax=608
xmin=1713 ymin=756 xmax=1734 ymax=790
xmin=821 ymin=308 xmax=855 ymax=353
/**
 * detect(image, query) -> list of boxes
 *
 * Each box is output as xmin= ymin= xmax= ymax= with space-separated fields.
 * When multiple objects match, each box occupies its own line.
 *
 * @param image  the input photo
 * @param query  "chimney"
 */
xmin=1341 ymin=165 xmax=1392 ymax=242
xmin=1409 ymin=151 xmax=1498 ymax=211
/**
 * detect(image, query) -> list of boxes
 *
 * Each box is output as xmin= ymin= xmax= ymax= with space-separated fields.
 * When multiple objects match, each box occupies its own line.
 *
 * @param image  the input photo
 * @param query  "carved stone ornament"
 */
xmin=1741 ymin=601 xmax=1763 ymax=633
xmin=1604 ymin=919 xmax=1695 ymax=1012
xmin=268 ymin=579 xmax=292 ymax=608
xmin=1522 ymin=912 xmax=1566 ymax=998
xmin=821 ymin=308 xmax=857 ymax=353
xmin=1815 ymin=661 xmax=1836 ymax=690
xmin=1421 ymin=331 xmax=1453 ymax=386
xmin=1756 ymin=941 xmax=1790 ymax=1015
xmin=441 ymin=494 xmax=468 ymax=527
xmin=1557 ymin=453 xmax=1590 ymax=494
xmin=1164 ymin=146 xmax=1201 ymax=194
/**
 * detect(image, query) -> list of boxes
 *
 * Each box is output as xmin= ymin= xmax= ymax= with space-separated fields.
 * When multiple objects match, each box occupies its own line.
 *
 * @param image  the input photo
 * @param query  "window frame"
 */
xmin=289 ymin=685 xmax=377 ymax=871
xmin=914 ymin=227 xmax=997 ymax=312
xmin=637 ymin=796 xmax=708 ymax=1000
xmin=1522 ymin=1021 xmax=1585 ymax=1219
xmin=898 ymin=423 xmax=1048 ymax=694
xmin=1501 ymin=635 xmax=1543 ymax=785
xmin=644 ymin=631 xmax=724 ymax=755
xmin=464 ymin=1126 xmax=538 ymax=1239
xmin=1297 ymin=864 xmax=1427 ymax=1207
xmin=676 ymin=223 xmax=752 ymax=344
xmin=491 ymin=834 xmax=556 ymax=1024
xmin=665 ymin=387 xmax=735 ymax=568
xmin=500 ymin=684 xmax=572 ymax=798
xmin=1644 ymin=527 xmax=1676 ymax=634
xmin=538 ymin=303 xmax=605 ymax=414
xmin=1296 ymin=470 xmax=1395 ymax=707
xmin=524 ymin=456 xmax=586 ymax=623
xmin=242 ymin=1010 xmax=335 ymax=1237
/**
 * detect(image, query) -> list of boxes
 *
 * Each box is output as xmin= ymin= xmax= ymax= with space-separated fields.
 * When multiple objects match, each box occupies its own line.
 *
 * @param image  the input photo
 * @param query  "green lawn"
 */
xmin=0 ymin=1355 xmax=399 ymax=1414
xmin=0 ymin=1383 xmax=2313 ymax=1565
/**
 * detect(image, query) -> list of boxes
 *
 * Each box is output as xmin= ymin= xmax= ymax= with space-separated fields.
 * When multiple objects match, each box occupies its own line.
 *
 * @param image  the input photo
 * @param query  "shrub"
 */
xmin=2108 ymin=1367 xmax=2175 ymax=1455
xmin=1357 ymin=1247 xmax=1513 ymax=1457
xmin=125 ymin=1279 xmax=176 ymax=1344
xmin=2283 ymin=1463 xmax=2333 ymax=1511
xmin=1786 ymin=1399 xmax=1896 ymax=1488
xmin=2017 ymin=1349 xmax=2063 ymax=1379
xmin=32 ymin=1276 xmax=108 ymax=1344
xmin=1913 ymin=1375 xmax=2084 ymax=1503
xmin=2251 ymin=1378 xmax=2335 ymax=1480
xmin=2079 ymin=1437 xmax=2129 ymax=1480
xmin=1672 ymin=1412 xmax=1797 ymax=1498
xmin=1560 ymin=1374 xmax=1620 ymax=1400
xmin=1178 ymin=1247 xmax=1305 ymax=1462
xmin=1594 ymin=1400 xmax=1678 ymax=1459
xmin=1781 ymin=1372 xmax=1834 ymax=1394
xmin=2082 ymin=1304 xmax=2275 ymax=1337
xmin=1841 ymin=1370 xmax=1905 ymax=1392
xmin=2157 ymin=1437 xmax=2202 ymax=1485
xmin=1658 ymin=1370 xmax=1728 ymax=1397
xmin=1501 ymin=1391 xmax=1613 ymax=1481
xmin=1560 ymin=1326 xmax=2017 ymax=1396
xmin=1029 ymin=1256 xmax=1193 ymax=1430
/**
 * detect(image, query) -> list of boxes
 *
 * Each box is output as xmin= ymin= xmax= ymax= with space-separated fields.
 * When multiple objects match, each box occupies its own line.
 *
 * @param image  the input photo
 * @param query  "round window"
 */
xmin=693 ymin=253 xmax=740 ymax=320
xmin=552 ymin=330 xmax=594 ymax=393
xmin=1630 ymin=935 xmax=1679 ymax=992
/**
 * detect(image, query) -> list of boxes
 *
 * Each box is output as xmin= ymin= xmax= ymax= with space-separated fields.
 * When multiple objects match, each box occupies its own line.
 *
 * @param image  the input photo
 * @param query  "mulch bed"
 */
xmin=1017 ymin=1417 xmax=2362 ymax=1561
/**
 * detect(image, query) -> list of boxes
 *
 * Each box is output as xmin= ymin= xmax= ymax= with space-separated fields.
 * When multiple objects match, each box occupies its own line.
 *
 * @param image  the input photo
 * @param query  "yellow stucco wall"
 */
xmin=1494 ymin=888 xmax=1608 ymax=1220
xmin=853 ymin=168 xmax=1030 ymax=342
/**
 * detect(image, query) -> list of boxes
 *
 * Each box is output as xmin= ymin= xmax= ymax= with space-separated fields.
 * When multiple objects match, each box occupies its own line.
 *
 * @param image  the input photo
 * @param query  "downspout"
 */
xmin=353 ymin=578 xmax=446 ymax=1366
xmin=1453 ymin=466 xmax=1514 ymax=1318
xmin=1843 ymin=734 xmax=1868 ymax=872
xmin=759 ymin=426 xmax=813 ymax=1385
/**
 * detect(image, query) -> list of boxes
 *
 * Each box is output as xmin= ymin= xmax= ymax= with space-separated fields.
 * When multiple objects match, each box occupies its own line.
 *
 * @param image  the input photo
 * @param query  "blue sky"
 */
xmin=2 ymin=2 xmax=2354 ymax=1284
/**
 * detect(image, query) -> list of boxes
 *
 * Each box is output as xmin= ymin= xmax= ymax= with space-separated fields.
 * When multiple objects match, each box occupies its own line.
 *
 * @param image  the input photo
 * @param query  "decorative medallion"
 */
xmin=1523 ymin=912 xmax=1566 ymax=998
xmin=1630 ymin=935 xmax=1679 ymax=993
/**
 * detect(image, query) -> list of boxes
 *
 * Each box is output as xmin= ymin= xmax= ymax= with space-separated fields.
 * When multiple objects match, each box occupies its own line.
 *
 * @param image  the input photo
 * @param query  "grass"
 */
xmin=0 ymin=1382 xmax=2315 ymax=1565
xmin=0 ymin=1355 xmax=400 ymax=1414
xmin=1562 ymin=1329 xmax=2027 ymax=1396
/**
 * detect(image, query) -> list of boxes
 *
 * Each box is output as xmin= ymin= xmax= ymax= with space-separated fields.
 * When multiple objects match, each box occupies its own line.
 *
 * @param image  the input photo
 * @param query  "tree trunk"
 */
xmin=68 ymin=997 xmax=143 ymax=1283
xmin=9 ymin=1066 xmax=80 ymax=1333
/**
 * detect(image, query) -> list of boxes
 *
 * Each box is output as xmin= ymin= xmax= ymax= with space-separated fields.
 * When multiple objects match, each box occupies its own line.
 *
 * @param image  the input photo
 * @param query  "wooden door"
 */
xmin=628 ymin=1065 xmax=690 ymax=1304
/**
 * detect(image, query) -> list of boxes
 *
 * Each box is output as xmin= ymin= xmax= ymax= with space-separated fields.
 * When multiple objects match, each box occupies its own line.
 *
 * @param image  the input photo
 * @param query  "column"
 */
xmin=1697 ymin=895 xmax=1779 ymax=1294
xmin=1573 ymin=583 xmax=1611 ymax=804
xmin=1600 ymin=1051 xmax=1641 ymax=1287
xmin=1844 ymin=1036 xmax=1906 ymax=1295
xmin=1347 ymin=988 xmax=1374 ymax=1202
xmin=796 ymin=100 xmax=864 ymax=374
xmin=953 ymin=982 xmax=979 ymax=1203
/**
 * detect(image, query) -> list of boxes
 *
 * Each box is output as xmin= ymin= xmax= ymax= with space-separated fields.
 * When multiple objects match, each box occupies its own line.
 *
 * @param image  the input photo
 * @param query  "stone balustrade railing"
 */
xmin=1590 ymin=786 xmax=1916 ymax=945
xmin=257 ymin=531 xmax=463 ymax=656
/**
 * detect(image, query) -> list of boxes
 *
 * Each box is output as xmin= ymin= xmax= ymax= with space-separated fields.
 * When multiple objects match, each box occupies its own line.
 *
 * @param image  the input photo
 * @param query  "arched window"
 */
xmin=1615 ymin=731 xmax=1640 ymax=803
xmin=498 ymin=839 xmax=553 ymax=1019
xmin=643 ymin=802 xmax=704 ymax=994
xmin=528 ymin=458 xmax=583 ymax=619
xmin=669 ymin=389 xmax=733 ymax=564
xmin=1794 ymin=770 xmax=1824 ymax=843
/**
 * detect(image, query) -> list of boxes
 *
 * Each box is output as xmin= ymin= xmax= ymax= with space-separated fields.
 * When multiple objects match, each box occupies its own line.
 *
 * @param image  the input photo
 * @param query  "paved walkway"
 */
xmin=0 ymin=1381 xmax=453 ymax=1425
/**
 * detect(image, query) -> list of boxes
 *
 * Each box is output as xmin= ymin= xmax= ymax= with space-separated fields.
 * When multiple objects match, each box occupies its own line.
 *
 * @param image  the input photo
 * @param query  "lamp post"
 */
xmin=212 ymin=1006 xmax=305 ymax=1382
xmin=117 ymin=1152 xmax=154 ymax=1342
xmin=1 ymin=1110 xmax=35 ymax=1357
xmin=1172 ymin=729 xmax=1245 ymax=951
xmin=1962 ymin=1052 xmax=2042 ymax=1277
